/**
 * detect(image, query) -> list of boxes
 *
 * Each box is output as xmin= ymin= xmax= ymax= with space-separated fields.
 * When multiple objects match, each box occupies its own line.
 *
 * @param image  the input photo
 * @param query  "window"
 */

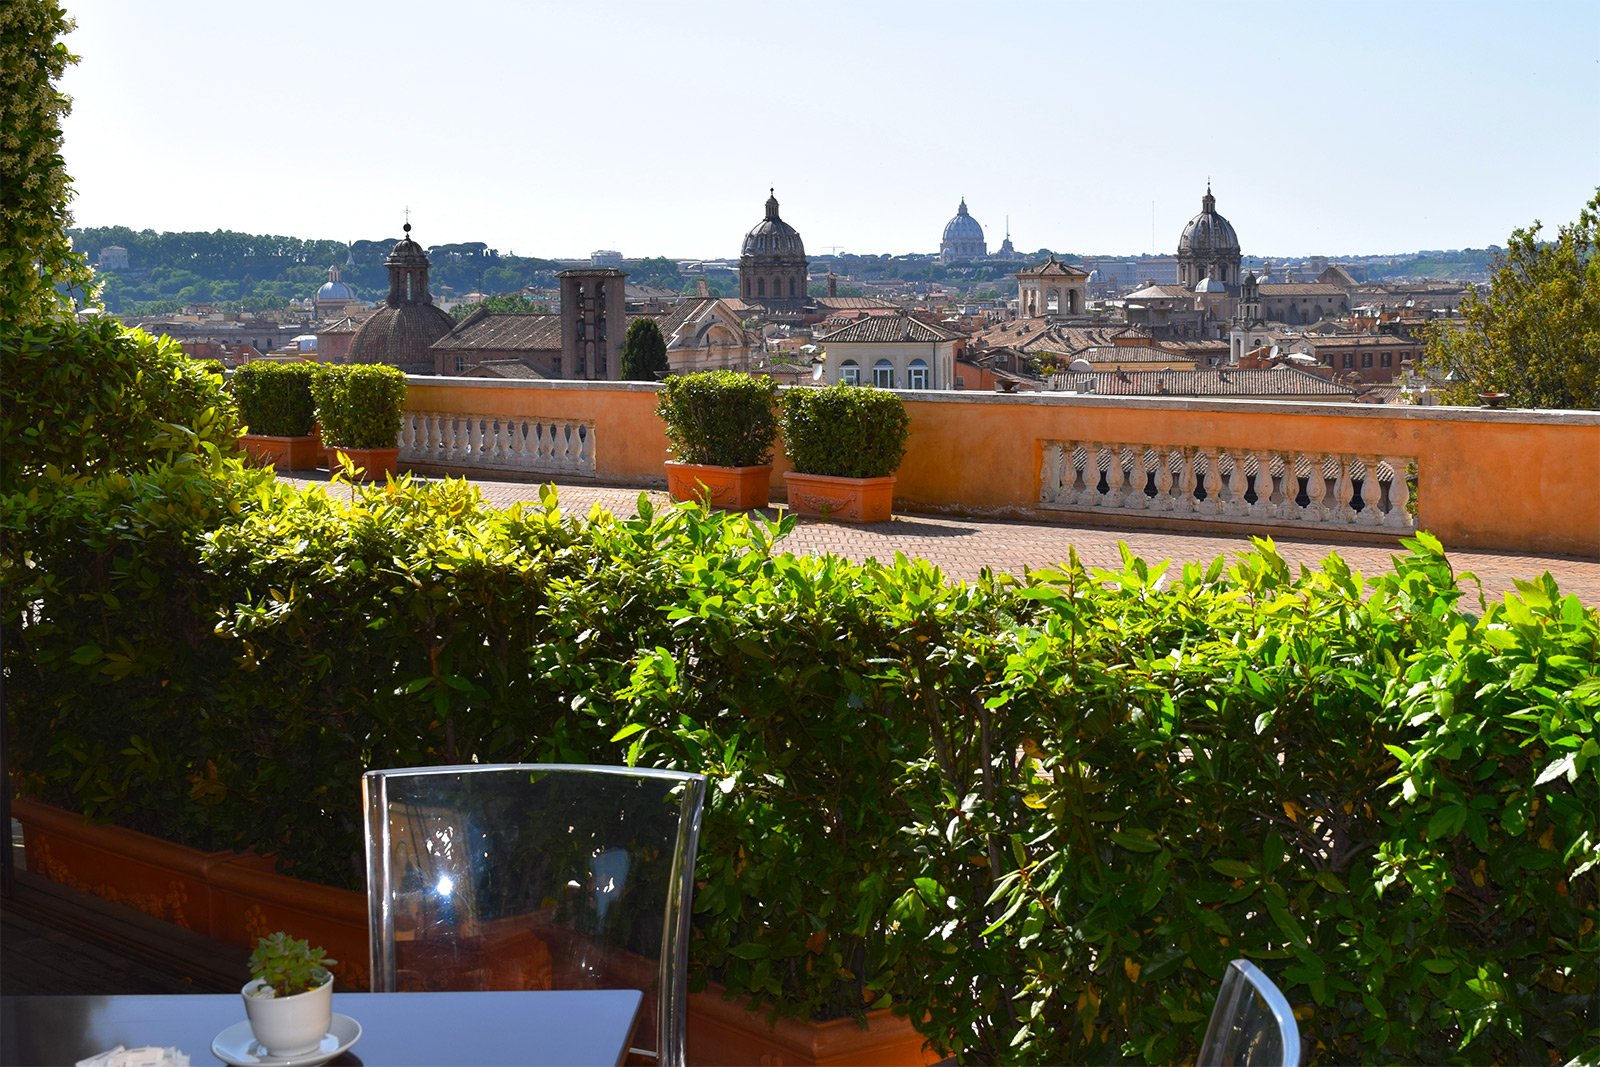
xmin=908 ymin=358 xmax=930 ymax=389
xmin=839 ymin=359 xmax=860 ymax=385
xmin=1361 ymin=352 xmax=1373 ymax=368
xmin=757 ymin=278 xmax=766 ymax=298
xmin=1381 ymin=352 xmax=1393 ymax=368
xmin=1343 ymin=353 xmax=1355 ymax=369
xmin=873 ymin=359 xmax=895 ymax=388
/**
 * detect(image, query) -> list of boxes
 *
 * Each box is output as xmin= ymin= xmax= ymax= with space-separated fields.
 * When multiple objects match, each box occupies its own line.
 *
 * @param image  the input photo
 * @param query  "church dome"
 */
xmin=741 ymin=189 xmax=805 ymax=258
xmin=316 ymin=265 xmax=353 ymax=303
xmin=942 ymin=199 xmax=985 ymax=244
xmin=1178 ymin=185 xmax=1240 ymax=257
xmin=1194 ymin=274 xmax=1227 ymax=293
xmin=347 ymin=222 xmax=454 ymax=373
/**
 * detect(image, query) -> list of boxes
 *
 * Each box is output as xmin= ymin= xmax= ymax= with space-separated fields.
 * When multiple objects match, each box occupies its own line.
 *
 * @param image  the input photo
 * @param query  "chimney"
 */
xmin=827 ymin=272 xmax=838 ymax=298
xmin=696 ymin=278 xmax=709 ymax=298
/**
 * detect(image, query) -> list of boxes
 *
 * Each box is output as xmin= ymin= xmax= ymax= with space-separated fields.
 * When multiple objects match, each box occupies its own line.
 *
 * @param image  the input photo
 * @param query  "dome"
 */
xmin=1194 ymin=274 xmax=1227 ymax=293
xmin=1178 ymin=185 xmax=1240 ymax=257
xmin=348 ymin=302 xmax=455 ymax=373
xmin=316 ymin=265 xmax=353 ymax=303
xmin=741 ymin=189 xmax=805 ymax=259
xmin=942 ymin=199 xmax=985 ymax=244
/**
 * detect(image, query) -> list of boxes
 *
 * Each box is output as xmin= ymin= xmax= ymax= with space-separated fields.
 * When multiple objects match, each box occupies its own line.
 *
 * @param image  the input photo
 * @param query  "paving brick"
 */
xmin=282 ymin=473 xmax=1600 ymax=605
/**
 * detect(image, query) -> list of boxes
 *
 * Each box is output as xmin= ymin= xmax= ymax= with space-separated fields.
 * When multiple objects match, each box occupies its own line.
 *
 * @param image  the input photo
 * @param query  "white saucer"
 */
xmin=211 ymin=1014 xmax=361 ymax=1067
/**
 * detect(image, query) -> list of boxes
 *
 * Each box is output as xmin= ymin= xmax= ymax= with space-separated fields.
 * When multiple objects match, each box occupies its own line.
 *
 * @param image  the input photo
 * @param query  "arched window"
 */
xmin=873 ymin=359 xmax=895 ymax=388
xmin=840 ymin=359 xmax=860 ymax=385
xmin=1046 ymin=288 xmax=1060 ymax=314
xmin=908 ymin=358 xmax=930 ymax=389
xmin=789 ymin=277 xmax=796 ymax=298
xmin=757 ymin=278 xmax=766 ymax=298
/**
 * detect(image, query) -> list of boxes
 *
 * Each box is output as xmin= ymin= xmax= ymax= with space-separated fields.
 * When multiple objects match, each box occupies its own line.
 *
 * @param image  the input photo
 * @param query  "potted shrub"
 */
xmin=310 ymin=364 xmax=407 ymax=480
xmin=780 ymin=383 xmax=909 ymax=523
xmin=657 ymin=370 xmax=779 ymax=510
xmin=232 ymin=361 xmax=323 ymax=470
xmin=241 ymin=932 xmax=340 ymax=1056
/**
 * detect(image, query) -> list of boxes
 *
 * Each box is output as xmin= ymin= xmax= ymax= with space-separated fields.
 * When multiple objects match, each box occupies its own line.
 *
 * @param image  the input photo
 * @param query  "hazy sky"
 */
xmin=57 ymin=0 xmax=1599 ymax=260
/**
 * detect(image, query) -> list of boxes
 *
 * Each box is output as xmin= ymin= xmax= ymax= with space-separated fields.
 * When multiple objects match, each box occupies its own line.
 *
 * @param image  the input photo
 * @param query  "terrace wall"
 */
xmin=401 ymin=378 xmax=1600 ymax=557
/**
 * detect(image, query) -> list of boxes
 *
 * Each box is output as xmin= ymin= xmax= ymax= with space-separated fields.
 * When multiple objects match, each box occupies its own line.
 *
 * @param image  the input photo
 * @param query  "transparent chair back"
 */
xmin=1198 ymin=958 xmax=1301 ymax=1067
xmin=364 ymin=764 xmax=706 ymax=1066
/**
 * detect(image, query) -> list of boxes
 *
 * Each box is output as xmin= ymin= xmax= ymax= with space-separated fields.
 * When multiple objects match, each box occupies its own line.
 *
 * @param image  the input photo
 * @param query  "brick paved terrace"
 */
xmin=282 ymin=472 xmax=1600 ymax=604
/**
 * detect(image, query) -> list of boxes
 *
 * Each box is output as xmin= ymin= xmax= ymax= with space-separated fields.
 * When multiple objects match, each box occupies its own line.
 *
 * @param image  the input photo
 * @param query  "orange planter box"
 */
xmin=783 ymin=472 xmax=897 ymax=524
xmin=666 ymin=462 xmax=773 ymax=511
xmin=239 ymin=434 xmax=322 ymax=472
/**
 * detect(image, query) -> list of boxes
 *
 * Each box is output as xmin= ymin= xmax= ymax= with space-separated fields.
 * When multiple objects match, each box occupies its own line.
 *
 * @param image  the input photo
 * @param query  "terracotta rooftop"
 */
xmin=465 ymin=360 xmax=551 ymax=380
xmin=1258 ymin=283 xmax=1347 ymax=296
xmin=432 ymin=311 xmax=562 ymax=352
xmin=819 ymin=314 xmax=963 ymax=345
xmin=1049 ymin=366 xmax=1356 ymax=399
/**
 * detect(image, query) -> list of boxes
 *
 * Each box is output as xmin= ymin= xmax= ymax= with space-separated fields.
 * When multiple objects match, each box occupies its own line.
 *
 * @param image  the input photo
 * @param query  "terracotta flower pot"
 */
xmin=326 ymin=446 xmax=399 ymax=480
xmin=782 ymin=472 xmax=896 ymax=524
xmin=239 ymin=433 xmax=321 ymax=471
xmin=666 ymin=461 xmax=773 ymax=510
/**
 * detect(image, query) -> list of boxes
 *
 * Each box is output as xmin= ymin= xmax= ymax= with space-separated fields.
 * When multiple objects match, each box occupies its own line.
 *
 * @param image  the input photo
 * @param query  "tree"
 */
xmin=0 ymin=0 xmax=96 ymax=324
xmin=1422 ymin=190 xmax=1600 ymax=409
xmin=619 ymin=316 xmax=669 ymax=381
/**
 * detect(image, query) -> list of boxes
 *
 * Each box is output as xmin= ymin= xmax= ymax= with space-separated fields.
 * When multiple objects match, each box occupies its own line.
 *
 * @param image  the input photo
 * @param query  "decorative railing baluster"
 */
xmin=1038 ymin=437 xmax=1415 ymax=534
xmin=397 ymin=410 xmax=596 ymax=477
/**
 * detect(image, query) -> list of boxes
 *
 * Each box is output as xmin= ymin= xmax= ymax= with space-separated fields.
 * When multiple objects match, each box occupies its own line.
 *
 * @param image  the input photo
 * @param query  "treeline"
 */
xmin=68 ymin=226 xmax=570 ymax=316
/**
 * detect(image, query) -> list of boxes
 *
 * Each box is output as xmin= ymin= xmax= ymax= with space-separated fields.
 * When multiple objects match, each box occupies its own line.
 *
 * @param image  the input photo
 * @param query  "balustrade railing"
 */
xmin=399 ymin=410 xmax=595 ymax=477
xmin=1039 ymin=440 xmax=1415 ymax=533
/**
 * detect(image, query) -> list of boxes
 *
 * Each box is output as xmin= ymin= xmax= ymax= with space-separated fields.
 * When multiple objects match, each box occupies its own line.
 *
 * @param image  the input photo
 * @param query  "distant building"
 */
xmin=314 ymin=265 xmax=356 ymax=321
xmin=1176 ymin=185 xmax=1242 ymax=291
xmin=739 ymin=189 xmax=807 ymax=307
xmin=559 ymin=267 xmax=627 ymax=380
xmin=347 ymin=223 xmax=456 ymax=374
xmin=590 ymin=250 xmax=624 ymax=267
xmin=939 ymin=199 xmax=987 ymax=263
xmin=817 ymin=310 xmax=961 ymax=389
xmin=97 ymin=245 xmax=129 ymax=271
xmin=1016 ymin=256 xmax=1090 ymax=319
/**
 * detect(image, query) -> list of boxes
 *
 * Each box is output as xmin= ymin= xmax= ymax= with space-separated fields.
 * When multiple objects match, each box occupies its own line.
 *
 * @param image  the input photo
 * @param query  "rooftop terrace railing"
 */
xmin=400 ymin=377 xmax=1600 ymax=557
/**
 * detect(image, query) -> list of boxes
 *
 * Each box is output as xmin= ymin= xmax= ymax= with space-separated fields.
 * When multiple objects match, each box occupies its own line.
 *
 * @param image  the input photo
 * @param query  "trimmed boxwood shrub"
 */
xmin=310 ymin=363 xmax=407 ymax=449
xmin=781 ymin=383 xmax=909 ymax=478
xmin=233 ymin=361 xmax=320 ymax=437
xmin=0 ymin=316 xmax=238 ymax=493
xmin=656 ymin=370 xmax=779 ymax=467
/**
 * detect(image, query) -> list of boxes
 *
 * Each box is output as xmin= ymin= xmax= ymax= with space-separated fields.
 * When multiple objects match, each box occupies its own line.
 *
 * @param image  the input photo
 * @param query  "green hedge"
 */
xmin=0 ymin=317 xmax=238 ymax=493
xmin=310 ymin=363 xmax=407 ymax=449
xmin=4 ymin=460 xmax=1594 ymax=1062
xmin=781 ymin=383 xmax=909 ymax=478
xmin=656 ymin=370 xmax=779 ymax=467
xmin=233 ymin=361 xmax=320 ymax=437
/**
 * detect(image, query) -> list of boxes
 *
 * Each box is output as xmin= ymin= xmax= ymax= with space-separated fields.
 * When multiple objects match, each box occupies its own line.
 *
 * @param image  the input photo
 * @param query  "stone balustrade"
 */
xmin=1040 ymin=441 xmax=1414 ymax=534
xmin=401 ymin=410 xmax=594 ymax=477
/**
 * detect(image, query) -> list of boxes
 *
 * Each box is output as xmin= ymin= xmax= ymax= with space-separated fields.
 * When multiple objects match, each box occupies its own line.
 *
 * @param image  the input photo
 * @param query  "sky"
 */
xmin=56 ymin=0 xmax=1600 ymax=261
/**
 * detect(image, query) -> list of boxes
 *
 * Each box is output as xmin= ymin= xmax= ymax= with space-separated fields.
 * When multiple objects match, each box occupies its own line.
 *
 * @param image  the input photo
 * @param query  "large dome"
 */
xmin=741 ymin=189 xmax=805 ymax=258
xmin=1178 ymin=185 xmax=1240 ymax=257
xmin=942 ymin=199 xmax=985 ymax=244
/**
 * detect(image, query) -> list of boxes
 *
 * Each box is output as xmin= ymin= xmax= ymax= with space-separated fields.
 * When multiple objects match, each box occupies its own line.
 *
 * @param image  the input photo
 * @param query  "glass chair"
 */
xmin=363 ymin=764 xmax=707 ymax=1066
xmin=1197 ymin=958 xmax=1301 ymax=1067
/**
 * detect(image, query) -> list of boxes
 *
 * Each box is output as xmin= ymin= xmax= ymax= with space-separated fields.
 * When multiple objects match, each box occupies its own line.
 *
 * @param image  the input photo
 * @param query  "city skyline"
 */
xmin=56 ymin=0 xmax=1600 ymax=261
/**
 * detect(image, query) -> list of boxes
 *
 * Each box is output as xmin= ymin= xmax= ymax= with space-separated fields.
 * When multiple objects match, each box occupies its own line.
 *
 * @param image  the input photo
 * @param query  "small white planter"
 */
xmin=242 ymin=974 xmax=333 ymax=1056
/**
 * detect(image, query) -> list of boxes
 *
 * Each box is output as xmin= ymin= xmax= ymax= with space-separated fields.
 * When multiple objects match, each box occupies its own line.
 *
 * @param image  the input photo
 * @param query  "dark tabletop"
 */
xmin=0 ymin=989 xmax=643 ymax=1067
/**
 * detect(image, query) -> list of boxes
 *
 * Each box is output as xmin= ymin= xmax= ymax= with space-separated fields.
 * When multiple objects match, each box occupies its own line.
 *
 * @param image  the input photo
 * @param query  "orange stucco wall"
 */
xmin=403 ymin=378 xmax=1600 ymax=558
